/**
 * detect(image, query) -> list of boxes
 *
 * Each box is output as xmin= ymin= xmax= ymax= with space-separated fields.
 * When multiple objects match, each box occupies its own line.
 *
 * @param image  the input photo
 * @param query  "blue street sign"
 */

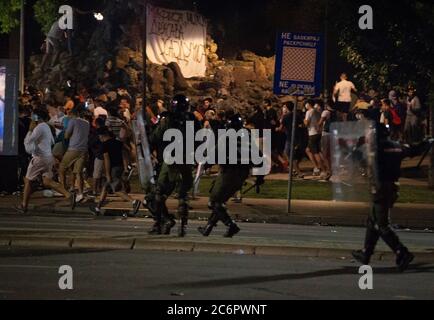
xmin=273 ymin=32 xmax=323 ymax=96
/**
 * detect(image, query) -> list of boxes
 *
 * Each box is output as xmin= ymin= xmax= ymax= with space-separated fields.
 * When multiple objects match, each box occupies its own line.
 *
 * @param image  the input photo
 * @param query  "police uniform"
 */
xmin=198 ymin=113 xmax=264 ymax=238
xmin=147 ymin=95 xmax=200 ymax=237
xmin=353 ymin=124 xmax=430 ymax=272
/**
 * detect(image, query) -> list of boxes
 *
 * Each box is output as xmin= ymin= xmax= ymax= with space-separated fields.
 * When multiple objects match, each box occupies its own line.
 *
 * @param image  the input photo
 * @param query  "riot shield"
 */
xmin=330 ymin=120 xmax=378 ymax=203
xmin=132 ymin=112 xmax=155 ymax=189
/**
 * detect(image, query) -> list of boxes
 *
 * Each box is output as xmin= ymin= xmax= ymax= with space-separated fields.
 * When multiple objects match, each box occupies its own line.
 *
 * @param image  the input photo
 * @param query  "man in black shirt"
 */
xmin=90 ymin=127 xmax=141 ymax=216
xmin=281 ymin=102 xmax=307 ymax=178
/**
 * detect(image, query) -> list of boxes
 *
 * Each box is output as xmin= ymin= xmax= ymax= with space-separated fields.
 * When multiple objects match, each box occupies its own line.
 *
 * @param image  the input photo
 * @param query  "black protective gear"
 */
xmin=163 ymin=214 xmax=176 ymax=235
xmin=396 ymin=249 xmax=414 ymax=272
xmin=352 ymin=250 xmax=371 ymax=265
xmin=198 ymin=212 xmax=219 ymax=237
xmin=170 ymin=94 xmax=190 ymax=113
xmin=177 ymin=200 xmax=189 ymax=237
xmin=363 ymin=217 xmax=381 ymax=257
xmin=225 ymin=113 xmax=244 ymax=130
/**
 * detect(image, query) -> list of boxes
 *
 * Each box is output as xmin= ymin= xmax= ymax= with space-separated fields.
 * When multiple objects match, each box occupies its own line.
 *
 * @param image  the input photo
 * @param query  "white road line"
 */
xmin=0 ymin=265 xmax=58 ymax=269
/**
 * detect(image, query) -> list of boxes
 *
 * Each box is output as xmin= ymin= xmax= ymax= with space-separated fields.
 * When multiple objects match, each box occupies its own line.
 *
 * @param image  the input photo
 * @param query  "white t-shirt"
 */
xmin=335 ymin=80 xmax=356 ymax=103
xmin=305 ymin=109 xmax=320 ymax=136
xmin=25 ymin=122 xmax=54 ymax=158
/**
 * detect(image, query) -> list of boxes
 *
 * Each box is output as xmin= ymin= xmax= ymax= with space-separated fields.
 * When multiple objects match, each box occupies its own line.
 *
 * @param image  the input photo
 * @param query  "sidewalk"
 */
xmin=1 ymin=192 xmax=434 ymax=229
xmin=267 ymin=156 xmax=431 ymax=187
xmin=0 ymin=214 xmax=433 ymax=262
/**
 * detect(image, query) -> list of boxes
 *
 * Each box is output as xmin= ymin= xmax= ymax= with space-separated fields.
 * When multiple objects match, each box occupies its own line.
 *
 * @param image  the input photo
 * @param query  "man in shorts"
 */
xmin=304 ymin=100 xmax=326 ymax=177
xmin=59 ymin=106 xmax=90 ymax=207
xmin=90 ymin=127 xmax=141 ymax=216
xmin=16 ymin=107 xmax=72 ymax=213
xmin=333 ymin=73 xmax=357 ymax=122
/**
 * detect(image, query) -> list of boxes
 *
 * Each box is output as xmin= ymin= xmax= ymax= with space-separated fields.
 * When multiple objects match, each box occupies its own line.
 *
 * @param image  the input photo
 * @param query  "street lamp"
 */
xmin=93 ymin=13 xmax=104 ymax=21
xmin=19 ymin=0 xmax=25 ymax=93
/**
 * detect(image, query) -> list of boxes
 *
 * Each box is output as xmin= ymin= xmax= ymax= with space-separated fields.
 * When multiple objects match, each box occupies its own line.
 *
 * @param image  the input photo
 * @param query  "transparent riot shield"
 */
xmin=132 ymin=112 xmax=155 ymax=189
xmin=330 ymin=120 xmax=378 ymax=203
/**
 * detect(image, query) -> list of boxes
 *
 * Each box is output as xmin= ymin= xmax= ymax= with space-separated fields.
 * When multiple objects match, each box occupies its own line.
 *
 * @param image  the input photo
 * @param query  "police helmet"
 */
xmin=170 ymin=94 xmax=190 ymax=113
xmin=226 ymin=113 xmax=244 ymax=130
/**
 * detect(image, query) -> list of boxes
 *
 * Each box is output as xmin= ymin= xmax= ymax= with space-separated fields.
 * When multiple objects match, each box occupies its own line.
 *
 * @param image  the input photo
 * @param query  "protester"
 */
xmin=404 ymin=86 xmax=424 ymax=144
xmin=59 ymin=106 xmax=90 ymax=207
xmin=18 ymin=104 xmax=32 ymax=189
xmin=333 ymin=73 xmax=357 ymax=122
xmin=280 ymin=102 xmax=306 ymax=178
xmin=16 ymin=107 xmax=72 ymax=213
xmin=90 ymin=127 xmax=141 ymax=216
xmin=318 ymin=99 xmax=335 ymax=180
xmin=304 ymin=99 xmax=326 ymax=177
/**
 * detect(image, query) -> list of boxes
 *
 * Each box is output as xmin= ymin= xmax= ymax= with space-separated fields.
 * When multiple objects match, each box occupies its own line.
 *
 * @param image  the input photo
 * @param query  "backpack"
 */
xmin=389 ymin=108 xmax=401 ymax=126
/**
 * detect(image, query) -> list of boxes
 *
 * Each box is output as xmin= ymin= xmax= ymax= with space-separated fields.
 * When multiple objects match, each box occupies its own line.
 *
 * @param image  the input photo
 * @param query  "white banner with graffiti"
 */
xmin=146 ymin=5 xmax=207 ymax=78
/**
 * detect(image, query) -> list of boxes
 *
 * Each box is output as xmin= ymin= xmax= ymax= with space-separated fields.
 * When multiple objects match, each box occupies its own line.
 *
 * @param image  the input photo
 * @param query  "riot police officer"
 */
xmin=353 ymin=124 xmax=432 ymax=272
xmin=147 ymin=94 xmax=200 ymax=237
xmin=198 ymin=110 xmax=265 ymax=238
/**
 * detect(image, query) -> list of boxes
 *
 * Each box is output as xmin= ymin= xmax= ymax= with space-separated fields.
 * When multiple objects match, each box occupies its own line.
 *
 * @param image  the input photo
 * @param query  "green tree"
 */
xmin=33 ymin=0 xmax=62 ymax=34
xmin=331 ymin=0 xmax=434 ymax=95
xmin=0 ymin=0 xmax=21 ymax=34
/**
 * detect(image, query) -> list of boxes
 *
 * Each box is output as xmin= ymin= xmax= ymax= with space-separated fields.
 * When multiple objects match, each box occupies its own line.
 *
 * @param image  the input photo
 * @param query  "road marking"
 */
xmin=0 ymin=265 xmax=58 ymax=269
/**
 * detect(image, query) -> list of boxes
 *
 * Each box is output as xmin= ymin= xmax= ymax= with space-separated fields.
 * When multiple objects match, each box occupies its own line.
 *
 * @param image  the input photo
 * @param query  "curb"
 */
xmin=1 ymin=236 xmax=434 ymax=262
xmin=2 ymin=205 xmax=434 ymax=230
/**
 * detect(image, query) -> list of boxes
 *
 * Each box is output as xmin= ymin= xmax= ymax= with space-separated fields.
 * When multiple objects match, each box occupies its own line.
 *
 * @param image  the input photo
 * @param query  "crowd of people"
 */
xmin=15 ymin=72 xmax=429 ymax=214
xmin=249 ymin=73 xmax=428 ymax=180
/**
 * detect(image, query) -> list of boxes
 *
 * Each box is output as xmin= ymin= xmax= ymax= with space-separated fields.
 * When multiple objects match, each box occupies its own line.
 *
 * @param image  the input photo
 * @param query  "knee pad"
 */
xmin=212 ymin=202 xmax=226 ymax=214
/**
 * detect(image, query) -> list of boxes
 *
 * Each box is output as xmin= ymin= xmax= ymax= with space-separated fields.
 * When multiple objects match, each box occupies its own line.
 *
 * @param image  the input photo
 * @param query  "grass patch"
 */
xmin=131 ymin=176 xmax=434 ymax=205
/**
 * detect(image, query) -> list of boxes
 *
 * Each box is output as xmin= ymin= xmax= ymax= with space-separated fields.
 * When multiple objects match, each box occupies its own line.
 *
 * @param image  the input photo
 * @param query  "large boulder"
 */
xmin=239 ymin=50 xmax=258 ymax=62
xmin=163 ymin=68 xmax=175 ymax=96
xmin=167 ymin=62 xmax=189 ymax=91
xmin=214 ymin=66 xmax=234 ymax=88
xmin=232 ymin=66 xmax=257 ymax=87
xmin=254 ymin=59 xmax=267 ymax=80
xmin=148 ymin=66 xmax=165 ymax=98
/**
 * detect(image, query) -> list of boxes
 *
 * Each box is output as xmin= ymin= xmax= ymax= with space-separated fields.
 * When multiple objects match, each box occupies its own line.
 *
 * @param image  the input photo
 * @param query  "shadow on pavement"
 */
xmin=161 ymin=263 xmax=434 ymax=289
xmin=0 ymin=248 xmax=114 ymax=258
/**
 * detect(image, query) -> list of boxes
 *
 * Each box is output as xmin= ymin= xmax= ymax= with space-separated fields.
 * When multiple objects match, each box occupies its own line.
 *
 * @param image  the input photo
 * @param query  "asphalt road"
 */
xmin=0 ymin=247 xmax=433 ymax=300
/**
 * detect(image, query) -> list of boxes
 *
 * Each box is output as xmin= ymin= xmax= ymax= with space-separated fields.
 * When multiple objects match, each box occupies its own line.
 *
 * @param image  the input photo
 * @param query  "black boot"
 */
xmin=163 ymin=214 xmax=176 ymax=235
xmin=396 ymin=248 xmax=414 ymax=272
xmin=220 ymin=209 xmax=240 ymax=238
xmin=198 ymin=212 xmax=219 ymax=237
xmin=354 ymin=218 xmax=381 ymax=265
xmin=224 ymin=223 xmax=241 ymax=238
xmin=148 ymin=223 xmax=161 ymax=235
xmin=178 ymin=217 xmax=188 ymax=238
xmin=352 ymin=250 xmax=371 ymax=265
xmin=177 ymin=201 xmax=189 ymax=237
xmin=148 ymin=194 xmax=164 ymax=235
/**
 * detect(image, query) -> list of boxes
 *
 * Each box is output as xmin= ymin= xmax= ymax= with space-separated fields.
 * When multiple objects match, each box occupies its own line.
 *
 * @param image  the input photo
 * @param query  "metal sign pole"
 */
xmin=19 ymin=0 xmax=25 ymax=93
xmin=287 ymin=102 xmax=297 ymax=214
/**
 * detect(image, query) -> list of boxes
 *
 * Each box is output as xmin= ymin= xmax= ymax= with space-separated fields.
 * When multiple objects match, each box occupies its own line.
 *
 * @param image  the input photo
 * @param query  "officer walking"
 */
xmin=147 ymin=95 xmax=200 ymax=237
xmin=353 ymin=124 xmax=433 ymax=272
xmin=198 ymin=110 xmax=265 ymax=238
